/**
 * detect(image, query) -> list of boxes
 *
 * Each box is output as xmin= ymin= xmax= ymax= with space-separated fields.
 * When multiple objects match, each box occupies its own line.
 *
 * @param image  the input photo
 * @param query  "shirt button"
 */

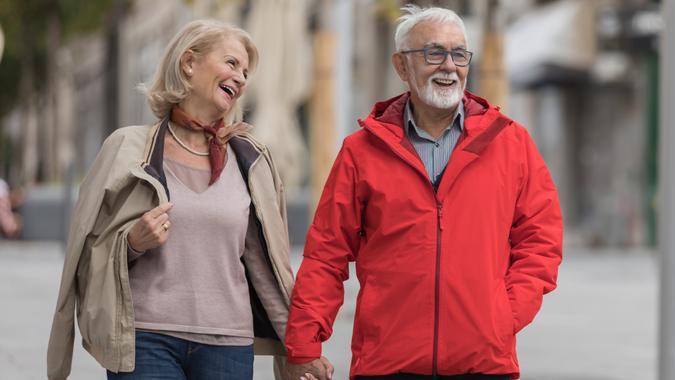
xmin=434 ymin=143 xmax=440 ymax=148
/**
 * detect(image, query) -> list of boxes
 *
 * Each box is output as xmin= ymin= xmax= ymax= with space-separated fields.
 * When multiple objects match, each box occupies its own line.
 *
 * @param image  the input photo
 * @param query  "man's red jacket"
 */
xmin=285 ymin=91 xmax=563 ymax=379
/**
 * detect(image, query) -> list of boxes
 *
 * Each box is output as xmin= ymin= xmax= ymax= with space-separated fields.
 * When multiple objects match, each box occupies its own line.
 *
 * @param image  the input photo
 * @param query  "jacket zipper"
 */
xmin=360 ymin=121 xmax=446 ymax=377
xmin=433 ymin=199 xmax=443 ymax=378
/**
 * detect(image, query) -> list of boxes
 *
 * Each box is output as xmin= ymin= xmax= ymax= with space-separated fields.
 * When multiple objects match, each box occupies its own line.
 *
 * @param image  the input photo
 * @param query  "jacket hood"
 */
xmin=359 ymin=90 xmax=510 ymax=155
xmin=364 ymin=90 xmax=492 ymax=131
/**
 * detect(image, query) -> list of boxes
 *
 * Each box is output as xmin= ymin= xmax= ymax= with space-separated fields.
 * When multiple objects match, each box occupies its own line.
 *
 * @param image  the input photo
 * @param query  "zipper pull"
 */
xmin=437 ymin=203 xmax=444 ymax=231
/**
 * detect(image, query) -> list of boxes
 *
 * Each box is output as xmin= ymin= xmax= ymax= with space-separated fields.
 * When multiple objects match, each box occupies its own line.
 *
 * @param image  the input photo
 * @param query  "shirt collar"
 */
xmin=404 ymin=99 xmax=465 ymax=140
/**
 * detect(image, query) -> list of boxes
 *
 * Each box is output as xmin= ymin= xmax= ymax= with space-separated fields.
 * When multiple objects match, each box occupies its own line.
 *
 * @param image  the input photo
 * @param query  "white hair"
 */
xmin=394 ymin=4 xmax=468 ymax=51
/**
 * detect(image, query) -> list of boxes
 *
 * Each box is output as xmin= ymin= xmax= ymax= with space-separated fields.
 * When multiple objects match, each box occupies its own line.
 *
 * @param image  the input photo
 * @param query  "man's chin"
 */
xmin=425 ymin=96 xmax=461 ymax=110
xmin=417 ymin=87 xmax=461 ymax=109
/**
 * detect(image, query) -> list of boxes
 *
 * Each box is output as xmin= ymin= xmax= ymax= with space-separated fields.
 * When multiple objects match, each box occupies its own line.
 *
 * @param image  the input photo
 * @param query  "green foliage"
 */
xmin=0 ymin=53 xmax=21 ymax=116
xmin=61 ymin=0 xmax=114 ymax=39
xmin=0 ymin=0 xmax=116 ymax=117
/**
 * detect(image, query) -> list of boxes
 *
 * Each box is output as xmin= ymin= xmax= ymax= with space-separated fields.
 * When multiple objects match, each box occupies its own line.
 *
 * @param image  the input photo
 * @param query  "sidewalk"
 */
xmin=0 ymin=242 xmax=656 ymax=380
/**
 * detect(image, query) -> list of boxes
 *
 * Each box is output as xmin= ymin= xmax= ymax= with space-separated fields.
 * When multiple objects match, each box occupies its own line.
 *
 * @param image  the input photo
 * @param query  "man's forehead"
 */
xmin=408 ymin=21 xmax=467 ymax=47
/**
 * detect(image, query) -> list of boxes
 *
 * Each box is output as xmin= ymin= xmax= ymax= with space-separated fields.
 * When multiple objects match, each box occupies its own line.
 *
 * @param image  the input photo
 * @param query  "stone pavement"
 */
xmin=0 ymin=242 xmax=656 ymax=380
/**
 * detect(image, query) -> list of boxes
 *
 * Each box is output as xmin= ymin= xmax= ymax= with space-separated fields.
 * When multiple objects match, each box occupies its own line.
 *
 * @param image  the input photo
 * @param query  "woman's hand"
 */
xmin=127 ymin=202 xmax=173 ymax=252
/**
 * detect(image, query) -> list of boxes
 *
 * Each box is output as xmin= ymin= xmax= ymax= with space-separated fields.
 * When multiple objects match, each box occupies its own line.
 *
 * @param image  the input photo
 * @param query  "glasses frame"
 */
xmin=400 ymin=46 xmax=474 ymax=67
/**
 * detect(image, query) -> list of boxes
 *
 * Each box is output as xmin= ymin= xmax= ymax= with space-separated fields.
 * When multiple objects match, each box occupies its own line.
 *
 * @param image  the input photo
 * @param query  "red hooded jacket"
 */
xmin=286 ymin=91 xmax=563 ymax=379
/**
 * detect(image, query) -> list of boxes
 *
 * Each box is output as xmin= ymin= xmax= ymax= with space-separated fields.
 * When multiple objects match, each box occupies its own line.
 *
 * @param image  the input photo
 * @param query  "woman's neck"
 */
xmin=178 ymin=99 xmax=223 ymax=127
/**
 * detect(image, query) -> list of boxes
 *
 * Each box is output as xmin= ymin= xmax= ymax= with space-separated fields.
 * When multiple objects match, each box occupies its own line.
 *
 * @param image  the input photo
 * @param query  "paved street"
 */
xmin=0 ymin=241 xmax=657 ymax=380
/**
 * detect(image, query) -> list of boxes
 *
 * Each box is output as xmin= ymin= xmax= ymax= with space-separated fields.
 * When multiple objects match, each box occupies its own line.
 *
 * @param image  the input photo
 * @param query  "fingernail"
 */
xmin=300 ymin=377 xmax=307 ymax=380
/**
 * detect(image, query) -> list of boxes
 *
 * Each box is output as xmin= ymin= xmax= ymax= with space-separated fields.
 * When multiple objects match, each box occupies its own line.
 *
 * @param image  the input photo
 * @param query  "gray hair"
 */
xmin=394 ymin=4 xmax=468 ymax=51
xmin=141 ymin=19 xmax=259 ymax=122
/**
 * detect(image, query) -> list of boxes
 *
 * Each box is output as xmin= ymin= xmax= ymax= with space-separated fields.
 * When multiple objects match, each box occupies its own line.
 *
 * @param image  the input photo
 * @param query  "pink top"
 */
xmin=128 ymin=144 xmax=286 ymax=346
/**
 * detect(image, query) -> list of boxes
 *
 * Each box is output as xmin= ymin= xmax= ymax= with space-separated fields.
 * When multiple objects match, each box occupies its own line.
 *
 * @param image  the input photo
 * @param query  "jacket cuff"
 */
xmin=287 ymin=342 xmax=322 ymax=364
xmin=126 ymin=239 xmax=146 ymax=262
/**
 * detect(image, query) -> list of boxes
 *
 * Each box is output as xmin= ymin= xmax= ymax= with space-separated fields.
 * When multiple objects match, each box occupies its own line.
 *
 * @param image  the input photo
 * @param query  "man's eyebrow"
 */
xmin=422 ymin=43 xmax=468 ymax=50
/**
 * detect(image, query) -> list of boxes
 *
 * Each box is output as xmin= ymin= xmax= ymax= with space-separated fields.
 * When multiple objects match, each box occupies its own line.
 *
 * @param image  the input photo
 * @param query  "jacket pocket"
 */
xmin=353 ymin=278 xmax=376 ymax=368
xmin=495 ymin=281 xmax=516 ymax=345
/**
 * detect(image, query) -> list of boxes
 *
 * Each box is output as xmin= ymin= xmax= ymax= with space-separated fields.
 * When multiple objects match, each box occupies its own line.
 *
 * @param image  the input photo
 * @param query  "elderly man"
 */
xmin=285 ymin=5 xmax=563 ymax=380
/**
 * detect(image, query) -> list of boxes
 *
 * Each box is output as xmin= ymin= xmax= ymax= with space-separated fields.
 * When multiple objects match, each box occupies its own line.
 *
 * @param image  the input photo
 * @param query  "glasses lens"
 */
xmin=451 ymin=50 xmax=470 ymax=66
xmin=425 ymin=48 xmax=447 ymax=64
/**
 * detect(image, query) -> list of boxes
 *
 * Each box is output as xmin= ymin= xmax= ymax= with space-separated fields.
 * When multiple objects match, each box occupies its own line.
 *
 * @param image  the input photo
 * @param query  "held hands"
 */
xmin=127 ymin=202 xmax=173 ymax=252
xmin=285 ymin=357 xmax=334 ymax=380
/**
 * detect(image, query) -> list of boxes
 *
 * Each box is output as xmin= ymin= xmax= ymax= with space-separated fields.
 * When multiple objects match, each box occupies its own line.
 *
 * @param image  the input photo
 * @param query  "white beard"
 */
xmin=411 ymin=71 xmax=465 ymax=110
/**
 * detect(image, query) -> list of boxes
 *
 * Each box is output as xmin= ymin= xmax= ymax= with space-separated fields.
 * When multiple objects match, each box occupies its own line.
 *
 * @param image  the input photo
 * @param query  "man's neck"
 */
xmin=409 ymin=97 xmax=460 ymax=140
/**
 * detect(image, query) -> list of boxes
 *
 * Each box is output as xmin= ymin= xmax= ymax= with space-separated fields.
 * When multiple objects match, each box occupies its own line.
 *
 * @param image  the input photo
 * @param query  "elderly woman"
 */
xmin=47 ymin=20 xmax=297 ymax=380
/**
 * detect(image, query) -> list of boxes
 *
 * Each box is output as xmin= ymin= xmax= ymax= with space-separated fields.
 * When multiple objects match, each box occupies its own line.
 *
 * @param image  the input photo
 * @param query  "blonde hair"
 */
xmin=142 ymin=19 xmax=259 ymax=123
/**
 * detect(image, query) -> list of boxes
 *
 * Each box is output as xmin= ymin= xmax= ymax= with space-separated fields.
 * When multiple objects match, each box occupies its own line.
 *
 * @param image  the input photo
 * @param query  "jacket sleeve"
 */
xmin=285 ymin=144 xmax=363 ymax=363
xmin=46 ymin=132 xmax=125 ymax=380
xmin=505 ymin=130 xmax=563 ymax=334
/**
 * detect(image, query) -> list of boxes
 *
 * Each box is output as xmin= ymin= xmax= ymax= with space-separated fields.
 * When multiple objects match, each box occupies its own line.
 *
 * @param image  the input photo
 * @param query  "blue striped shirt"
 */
xmin=404 ymin=100 xmax=465 ymax=187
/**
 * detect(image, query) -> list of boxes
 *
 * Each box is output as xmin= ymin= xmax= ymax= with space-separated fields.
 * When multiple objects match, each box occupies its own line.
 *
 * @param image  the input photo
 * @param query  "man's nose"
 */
xmin=439 ymin=54 xmax=457 ymax=72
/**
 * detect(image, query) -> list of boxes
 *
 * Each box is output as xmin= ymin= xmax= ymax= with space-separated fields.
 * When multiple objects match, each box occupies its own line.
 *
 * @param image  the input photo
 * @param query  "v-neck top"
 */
xmin=129 ymin=144 xmax=255 ymax=345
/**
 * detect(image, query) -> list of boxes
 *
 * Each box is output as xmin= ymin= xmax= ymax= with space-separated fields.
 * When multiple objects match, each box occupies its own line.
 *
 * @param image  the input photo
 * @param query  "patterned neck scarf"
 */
xmin=170 ymin=106 xmax=249 ymax=185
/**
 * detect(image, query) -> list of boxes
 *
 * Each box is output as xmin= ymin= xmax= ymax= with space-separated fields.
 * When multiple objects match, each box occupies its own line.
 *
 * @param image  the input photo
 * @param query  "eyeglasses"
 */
xmin=400 ymin=47 xmax=473 ymax=67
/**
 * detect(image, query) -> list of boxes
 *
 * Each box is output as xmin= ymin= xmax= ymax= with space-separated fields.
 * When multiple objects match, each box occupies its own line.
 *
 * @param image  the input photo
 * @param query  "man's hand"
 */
xmin=127 ymin=202 xmax=173 ymax=252
xmin=285 ymin=357 xmax=334 ymax=380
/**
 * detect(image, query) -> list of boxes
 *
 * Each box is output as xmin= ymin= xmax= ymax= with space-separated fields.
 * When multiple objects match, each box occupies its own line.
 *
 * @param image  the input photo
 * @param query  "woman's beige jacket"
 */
xmin=47 ymin=121 xmax=295 ymax=380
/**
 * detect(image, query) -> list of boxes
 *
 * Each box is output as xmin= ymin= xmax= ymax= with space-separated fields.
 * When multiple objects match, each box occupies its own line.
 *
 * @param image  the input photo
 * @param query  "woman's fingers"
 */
xmin=128 ymin=202 xmax=173 ymax=252
xmin=153 ymin=213 xmax=170 ymax=232
xmin=146 ymin=203 xmax=172 ymax=228
xmin=149 ymin=202 xmax=173 ymax=218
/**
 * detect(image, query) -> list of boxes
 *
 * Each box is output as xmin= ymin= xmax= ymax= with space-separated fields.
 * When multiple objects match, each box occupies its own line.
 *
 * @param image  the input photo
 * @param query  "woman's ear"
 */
xmin=181 ymin=50 xmax=195 ymax=77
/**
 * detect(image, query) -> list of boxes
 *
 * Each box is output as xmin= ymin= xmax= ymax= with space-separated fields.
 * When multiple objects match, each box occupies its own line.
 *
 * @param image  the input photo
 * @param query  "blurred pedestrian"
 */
xmin=0 ymin=178 xmax=20 ymax=238
xmin=47 ymin=19 xmax=298 ymax=380
xmin=285 ymin=5 xmax=563 ymax=380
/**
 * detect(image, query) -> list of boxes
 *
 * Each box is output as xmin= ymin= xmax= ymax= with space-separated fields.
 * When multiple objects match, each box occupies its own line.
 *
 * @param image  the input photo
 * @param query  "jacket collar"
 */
xmin=364 ymin=90 xmax=495 ymax=136
xmin=141 ymin=117 xmax=263 ymax=197
xmin=142 ymin=117 xmax=170 ymax=197
xmin=229 ymin=135 xmax=263 ymax=184
xmin=359 ymin=90 xmax=513 ymax=201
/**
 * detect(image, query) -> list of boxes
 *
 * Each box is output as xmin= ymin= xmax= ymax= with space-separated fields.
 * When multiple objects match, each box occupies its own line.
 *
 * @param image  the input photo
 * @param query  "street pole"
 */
xmin=335 ymin=0 xmax=354 ymax=142
xmin=659 ymin=0 xmax=675 ymax=378
xmin=0 ymin=23 xmax=4 ymax=63
xmin=478 ymin=0 xmax=507 ymax=109
xmin=309 ymin=0 xmax=353 ymax=211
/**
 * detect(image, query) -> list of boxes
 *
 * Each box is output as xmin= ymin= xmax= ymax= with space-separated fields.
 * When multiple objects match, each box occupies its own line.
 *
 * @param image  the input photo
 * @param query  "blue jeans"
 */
xmin=107 ymin=331 xmax=254 ymax=380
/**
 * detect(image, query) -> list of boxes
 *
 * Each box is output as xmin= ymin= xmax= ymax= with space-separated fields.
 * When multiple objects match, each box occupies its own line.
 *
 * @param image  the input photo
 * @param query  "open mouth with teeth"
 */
xmin=432 ymin=78 xmax=456 ymax=87
xmin=219 ymin=83 xmax=236 ymax=98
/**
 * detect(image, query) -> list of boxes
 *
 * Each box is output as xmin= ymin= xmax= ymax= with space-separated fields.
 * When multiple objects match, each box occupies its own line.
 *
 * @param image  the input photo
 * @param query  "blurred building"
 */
xmin=0 ymin=0 xmax=663 ymax=247
xmin=502 ymin=0 xmax=661 ymax=246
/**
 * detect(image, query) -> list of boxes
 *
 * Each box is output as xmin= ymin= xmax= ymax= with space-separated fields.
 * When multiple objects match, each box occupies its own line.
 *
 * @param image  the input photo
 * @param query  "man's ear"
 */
xmin=181 ymin=50 xmax=196 ymax=77
xmin=392 ymin=52 xmax=409 ymax=82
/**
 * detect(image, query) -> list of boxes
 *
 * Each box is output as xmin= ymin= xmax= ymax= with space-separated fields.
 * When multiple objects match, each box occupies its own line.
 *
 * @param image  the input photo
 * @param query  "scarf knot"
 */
xmin=169 ymin=106 xmax=249 ymax=185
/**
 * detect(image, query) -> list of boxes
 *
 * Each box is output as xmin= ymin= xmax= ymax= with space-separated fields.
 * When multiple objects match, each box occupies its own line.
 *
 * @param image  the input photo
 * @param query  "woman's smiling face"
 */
xmin=183 ymin=37 xmax=249 ymax=121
